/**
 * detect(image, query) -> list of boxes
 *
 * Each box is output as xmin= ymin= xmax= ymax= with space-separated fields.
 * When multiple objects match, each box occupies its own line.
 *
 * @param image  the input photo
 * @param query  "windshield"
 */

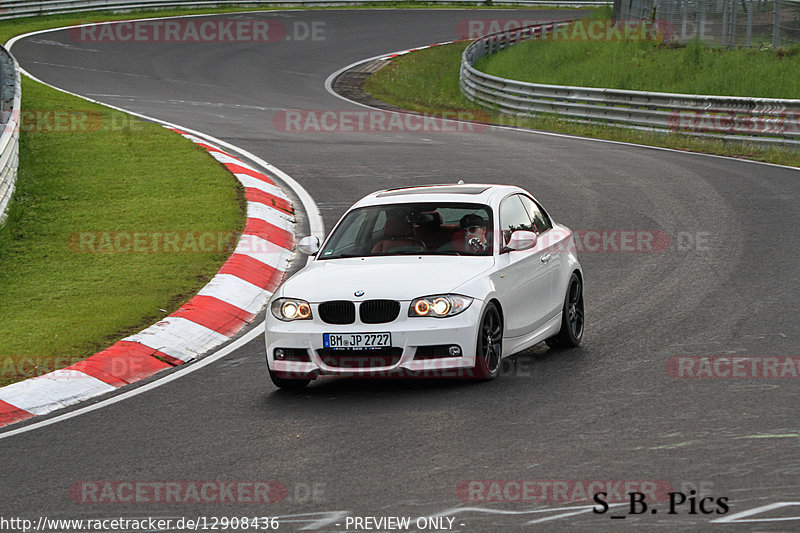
xmin=319 ymin=202 xmax=494 ymax=259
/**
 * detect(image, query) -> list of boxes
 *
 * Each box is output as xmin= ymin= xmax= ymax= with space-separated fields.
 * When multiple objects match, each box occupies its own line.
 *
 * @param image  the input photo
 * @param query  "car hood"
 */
xmin=279 ymin=256 xmax=494 ymax=302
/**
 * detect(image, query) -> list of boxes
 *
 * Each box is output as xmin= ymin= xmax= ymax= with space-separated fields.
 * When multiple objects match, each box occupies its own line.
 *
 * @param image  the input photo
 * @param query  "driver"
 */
xmin=459 ymin=213 xmax=488 ymax=252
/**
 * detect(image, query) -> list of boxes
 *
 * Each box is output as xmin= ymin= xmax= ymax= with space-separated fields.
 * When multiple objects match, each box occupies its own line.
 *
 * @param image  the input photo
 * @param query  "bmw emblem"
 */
xmin=354 ymin=290 xmax=365 ymax=297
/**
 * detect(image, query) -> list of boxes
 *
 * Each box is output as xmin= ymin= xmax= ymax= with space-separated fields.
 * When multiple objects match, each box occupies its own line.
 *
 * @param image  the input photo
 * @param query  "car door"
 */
xmin=519 ymin=194 xmax=564 ymax=322
xmin=491 ymin=194 xmax=556 ymax=338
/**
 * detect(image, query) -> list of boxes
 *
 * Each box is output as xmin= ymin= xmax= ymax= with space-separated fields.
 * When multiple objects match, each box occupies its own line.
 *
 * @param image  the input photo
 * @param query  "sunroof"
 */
xmin=377 ymin=185 xmax=490 ymax=197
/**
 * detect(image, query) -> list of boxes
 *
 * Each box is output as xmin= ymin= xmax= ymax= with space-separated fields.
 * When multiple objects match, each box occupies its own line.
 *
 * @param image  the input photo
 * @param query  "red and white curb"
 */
xmin=0 ymin=128 xmax=295 ymax=428
xmin=377 ymin=40 xmax=463 ymax=60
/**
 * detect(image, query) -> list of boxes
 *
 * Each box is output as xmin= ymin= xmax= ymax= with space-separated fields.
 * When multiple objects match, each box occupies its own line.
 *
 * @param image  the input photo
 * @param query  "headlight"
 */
xmin=271 ymin=298 xmax=313 ymax=321
xmin=409 ymin=294 xmax=473 ymax=318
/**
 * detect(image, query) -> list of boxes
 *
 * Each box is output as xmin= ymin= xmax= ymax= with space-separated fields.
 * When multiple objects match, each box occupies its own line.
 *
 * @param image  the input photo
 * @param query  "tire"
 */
xmin=268 ymin=367 xmax=310 ymax=390
xmin=546 ymin=272 xmax=584 ymax=349
xmin=473 ymin=302 xmax=503 ymax=380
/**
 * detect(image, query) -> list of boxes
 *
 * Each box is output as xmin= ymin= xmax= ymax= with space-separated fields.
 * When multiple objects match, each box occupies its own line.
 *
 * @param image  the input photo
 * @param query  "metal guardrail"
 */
xmin=0 ymin=0 xmax=610 ymax=19
xmin=0 ymin=46 xmax=20 ymax=223
xmin=460 ymin=22 xmax=800 ymax=145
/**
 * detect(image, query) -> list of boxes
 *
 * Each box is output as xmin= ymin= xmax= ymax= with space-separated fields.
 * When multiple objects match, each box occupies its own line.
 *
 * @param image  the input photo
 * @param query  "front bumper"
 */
xmin=265 ymin=300 xmax=485 ymax=379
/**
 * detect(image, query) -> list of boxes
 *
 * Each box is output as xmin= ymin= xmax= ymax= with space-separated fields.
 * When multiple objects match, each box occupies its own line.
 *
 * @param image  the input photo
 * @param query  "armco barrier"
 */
xmin=459 ymin=23 xmax=800 ymax=145
xmin=0 ymin=0 xmax=610 ymax=19
xmin=0 ymin=45 xmax=20 ymax=223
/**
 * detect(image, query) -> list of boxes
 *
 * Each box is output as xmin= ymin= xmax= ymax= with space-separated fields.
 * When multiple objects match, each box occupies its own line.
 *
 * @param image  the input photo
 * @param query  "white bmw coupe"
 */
xmin=264 ymin=183 xmax=583 ymax=389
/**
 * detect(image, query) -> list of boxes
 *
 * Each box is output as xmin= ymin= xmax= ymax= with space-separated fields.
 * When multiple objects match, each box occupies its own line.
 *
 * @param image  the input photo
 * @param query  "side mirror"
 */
xmin=504 ymin=230 xmax=537 ymax=252
xmin=297 ymin=235 xmax=320 ymax=255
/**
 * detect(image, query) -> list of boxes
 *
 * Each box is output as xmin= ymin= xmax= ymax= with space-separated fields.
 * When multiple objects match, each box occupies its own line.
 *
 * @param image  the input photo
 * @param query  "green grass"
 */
xmin=366 ymin=41 xmax=474 ymax=114
xmin=0 ymin=78 xmax=243 ymax=387
xmin=476 ymin=36 xmax=800 ymax=98
xmin=364 ymin=41 xmax=800 ymax=166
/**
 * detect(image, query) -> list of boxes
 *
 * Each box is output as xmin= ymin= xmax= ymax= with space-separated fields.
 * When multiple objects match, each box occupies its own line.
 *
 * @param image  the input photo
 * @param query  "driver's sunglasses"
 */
xmin=466 ymin=225 xmax=485 ymax=233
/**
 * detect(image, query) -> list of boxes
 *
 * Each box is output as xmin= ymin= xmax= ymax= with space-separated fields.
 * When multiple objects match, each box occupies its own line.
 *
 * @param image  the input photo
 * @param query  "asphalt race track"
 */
xmin=3 ymin=9 xmax=800 ymax=532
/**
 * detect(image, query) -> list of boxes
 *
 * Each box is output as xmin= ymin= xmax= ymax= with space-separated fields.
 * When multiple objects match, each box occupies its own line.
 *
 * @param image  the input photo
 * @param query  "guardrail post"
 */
xmin=698 ymin=0 xmax=707 ymax=40
xmin=722 ymin=0 xmax=730 ymax=45
xmin=728 ymin=0 xmax=738 ymax=47
xmin=665 ymin=0 xmax=675 ymax=33
xmin=745 ymin=0 xmax=753 ymax=46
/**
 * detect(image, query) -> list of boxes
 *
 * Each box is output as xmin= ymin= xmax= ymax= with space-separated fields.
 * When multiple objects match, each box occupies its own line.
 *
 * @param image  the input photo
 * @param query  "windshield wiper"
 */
xmin=378 ymin=250 xmax=465 ymax=256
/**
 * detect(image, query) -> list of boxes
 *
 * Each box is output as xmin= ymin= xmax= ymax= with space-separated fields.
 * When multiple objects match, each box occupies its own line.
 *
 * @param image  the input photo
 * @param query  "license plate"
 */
xmin=323 ymin=332 xmax=391 ymax=350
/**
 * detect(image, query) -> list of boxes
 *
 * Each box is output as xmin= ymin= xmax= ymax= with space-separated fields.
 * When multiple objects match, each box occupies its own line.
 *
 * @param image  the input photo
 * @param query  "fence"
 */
xmin=0 ymin=46 xmax=20 ymax=223
xmin=613 ymin=0 xmax=800 ymax=47
xmin=459 ymin=22 xmax=800 ymax=145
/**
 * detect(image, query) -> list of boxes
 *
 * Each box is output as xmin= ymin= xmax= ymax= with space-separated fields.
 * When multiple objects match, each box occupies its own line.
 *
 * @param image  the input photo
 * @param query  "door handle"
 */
xmin=541 ymin=253 xmax=552 ymax=263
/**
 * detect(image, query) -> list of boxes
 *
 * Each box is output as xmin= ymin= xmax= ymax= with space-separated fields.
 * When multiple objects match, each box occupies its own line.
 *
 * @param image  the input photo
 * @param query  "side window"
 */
xmin=519 ymin=195 xmax=552 ymax=233
xmin=499 ymin=195 xmax=534 ymax=245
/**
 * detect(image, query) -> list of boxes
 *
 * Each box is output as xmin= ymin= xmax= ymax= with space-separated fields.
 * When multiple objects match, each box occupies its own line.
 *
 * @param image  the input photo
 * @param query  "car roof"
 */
xmin=353 ymin=183 xmax=527 ymax=208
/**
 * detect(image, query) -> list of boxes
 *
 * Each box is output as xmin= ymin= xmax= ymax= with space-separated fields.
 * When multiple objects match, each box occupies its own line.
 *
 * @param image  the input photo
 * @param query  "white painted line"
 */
xmin=711 ymin=502 xmax=800 ymax=523
xmin=125 ymin=316 xmax=230 ymax=363
xmin=525 ymin=506 xmax=601 ymax=524
xmin=426 ymin=503 xmax=626 ymax=520
xmin=196 ymin=273 xmax=271 ymax=315
xmin=0 ymin=370 xmax=115 ymax=416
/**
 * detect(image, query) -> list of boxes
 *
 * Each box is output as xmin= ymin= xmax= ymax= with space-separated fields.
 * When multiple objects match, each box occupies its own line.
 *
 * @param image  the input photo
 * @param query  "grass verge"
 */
xmin=363 ymin=41 xmax=800 ymax=166
xmin=476 ymin=34 xmax=800 ymax=98
xmin=0 ymin=78 xmax=243 ymax=387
